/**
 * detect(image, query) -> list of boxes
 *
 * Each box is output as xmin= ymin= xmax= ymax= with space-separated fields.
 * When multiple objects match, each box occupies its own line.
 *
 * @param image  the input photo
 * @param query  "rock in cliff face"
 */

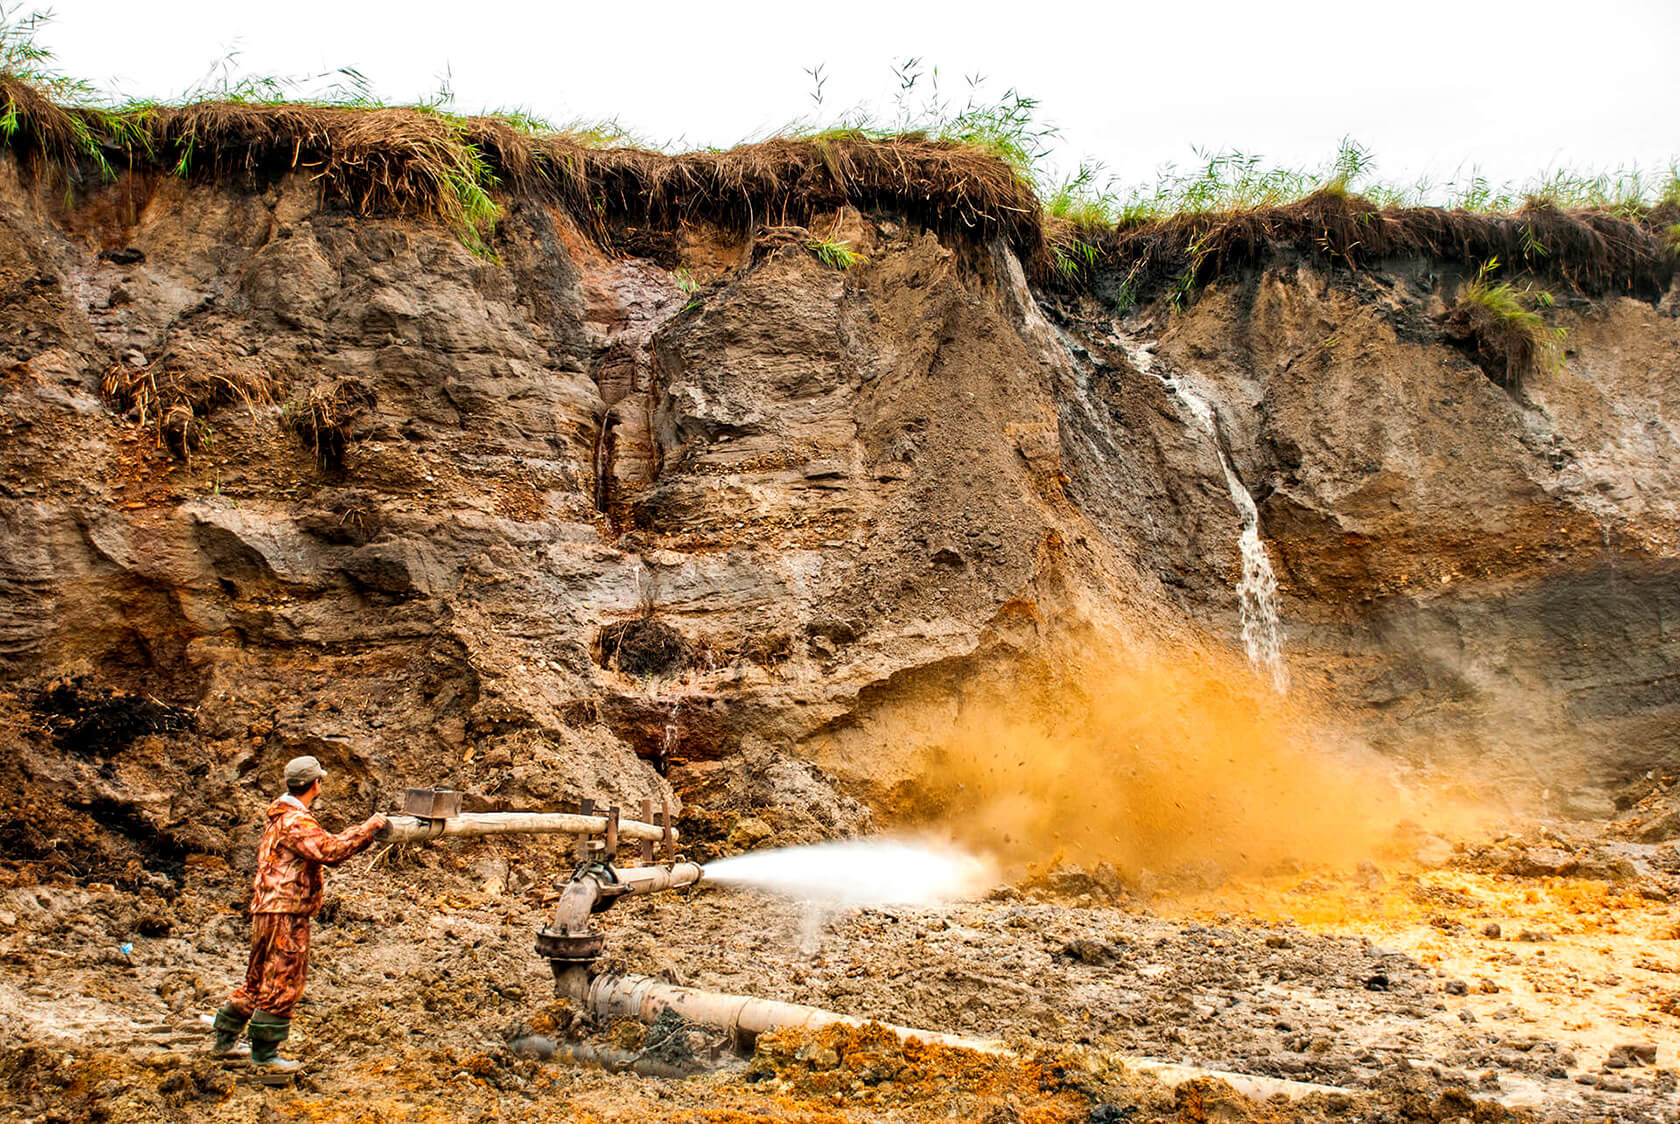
xmin=0 ymin=151 xmax=1674 ymax=877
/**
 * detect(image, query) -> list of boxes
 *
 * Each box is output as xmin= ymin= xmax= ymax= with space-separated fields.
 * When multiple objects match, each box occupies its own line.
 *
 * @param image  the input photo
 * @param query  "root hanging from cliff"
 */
xmin=887 ymin=643 xmax=1478 ymax=880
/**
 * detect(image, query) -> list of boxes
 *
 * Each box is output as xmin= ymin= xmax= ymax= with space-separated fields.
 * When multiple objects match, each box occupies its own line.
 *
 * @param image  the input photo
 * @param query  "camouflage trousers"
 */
xmin=227 ymin=912 xmax=312 ymax=1019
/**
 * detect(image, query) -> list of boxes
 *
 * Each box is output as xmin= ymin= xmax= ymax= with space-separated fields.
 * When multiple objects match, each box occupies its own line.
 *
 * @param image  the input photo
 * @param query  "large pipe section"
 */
xmin=379 ymin=810 xmax=678 ymax=845
xmin=565 ymin=972 xmax=1353 ymax=1102
xmin=614 ymin=862 xmax=704 ymax=895
xmin=562 ymin=971 xmax=1004 ymax=1054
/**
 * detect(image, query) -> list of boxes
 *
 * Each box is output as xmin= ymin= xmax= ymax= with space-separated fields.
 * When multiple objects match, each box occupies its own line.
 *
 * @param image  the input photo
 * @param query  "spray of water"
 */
xmin=702 ymin=840 xmax=993 ymax=909
xmin=1122 ymin=337 xmax=1289 ymax=692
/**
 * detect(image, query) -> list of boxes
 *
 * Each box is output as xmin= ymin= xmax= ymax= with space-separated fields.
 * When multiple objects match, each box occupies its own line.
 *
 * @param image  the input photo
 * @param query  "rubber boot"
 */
xmin=210 ymin=1004 xmax=251 ymax=1059
xmin=247 ymin=1011 xmax=301 ymax=1080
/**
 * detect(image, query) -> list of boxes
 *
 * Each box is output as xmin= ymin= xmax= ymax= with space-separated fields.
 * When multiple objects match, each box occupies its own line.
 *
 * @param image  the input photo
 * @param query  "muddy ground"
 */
xmin=2 ymin=795 xmax=1677 ymax=1124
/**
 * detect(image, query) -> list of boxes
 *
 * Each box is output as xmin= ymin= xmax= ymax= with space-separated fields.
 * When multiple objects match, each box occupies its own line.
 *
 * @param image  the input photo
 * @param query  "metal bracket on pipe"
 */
xmin=402 ymin=787 xmax=459 ymax=839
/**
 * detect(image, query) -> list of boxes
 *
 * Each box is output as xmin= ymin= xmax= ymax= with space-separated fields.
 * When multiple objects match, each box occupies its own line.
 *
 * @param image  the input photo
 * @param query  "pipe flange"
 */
xmin=536 ymin=928 xmax=604 ymax=963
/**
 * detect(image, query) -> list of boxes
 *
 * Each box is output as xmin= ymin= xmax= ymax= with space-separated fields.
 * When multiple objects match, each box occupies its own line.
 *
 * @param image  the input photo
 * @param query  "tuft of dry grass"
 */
xmin=523 ymin=132 xmax=1043 ymax=259
xmin=280 ymin=377 xmax=377 ymax=470
xmin=99 ymin=341 xmax=276 ymax=461
xmin=594 ymin=618 xmax=692 ymax=678
xmin=137 ymin=101 xmax=502 ymax=250
xmin=0 ymin=73 xmax=99 ymax=166
xmin=1096 ymin=190 xmax=1675 ymax=304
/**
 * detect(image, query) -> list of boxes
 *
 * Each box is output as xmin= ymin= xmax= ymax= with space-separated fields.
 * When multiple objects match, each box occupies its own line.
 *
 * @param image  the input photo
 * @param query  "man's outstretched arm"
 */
xmin=283 ymin=813 xmax=387 ymax=865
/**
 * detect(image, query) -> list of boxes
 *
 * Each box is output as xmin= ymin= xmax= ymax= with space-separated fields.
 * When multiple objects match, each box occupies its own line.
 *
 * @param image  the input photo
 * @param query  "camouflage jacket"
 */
xmin=249 ymin=794 xmax=381 ymax=916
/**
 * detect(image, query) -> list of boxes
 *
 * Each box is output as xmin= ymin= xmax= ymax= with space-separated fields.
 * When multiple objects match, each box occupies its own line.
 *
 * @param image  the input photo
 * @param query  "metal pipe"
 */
xmin=615 ymin=862 xmax=704 ymax=896
xmin=538 ymin=861 xmax=707 ymax=972
xmin=550 ymin=862 xmax=703 ymax=934
xmin=561 ymin=972 xmax=1006 ymax=1054
xmin=378 ymin=811 xmax=678 ymax=845
xmin=566 ymin=973 xmax=1354 ymax=1102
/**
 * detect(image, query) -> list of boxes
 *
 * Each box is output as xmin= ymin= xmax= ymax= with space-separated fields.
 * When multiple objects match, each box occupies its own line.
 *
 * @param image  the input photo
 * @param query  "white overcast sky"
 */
xmin=40 ymin=0 xmax=1680 ymax=196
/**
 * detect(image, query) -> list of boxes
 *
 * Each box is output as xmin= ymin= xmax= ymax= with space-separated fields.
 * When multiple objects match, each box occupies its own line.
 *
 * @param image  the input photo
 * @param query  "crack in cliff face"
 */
xmin=578 ymin=256 xmax=688 ymax=522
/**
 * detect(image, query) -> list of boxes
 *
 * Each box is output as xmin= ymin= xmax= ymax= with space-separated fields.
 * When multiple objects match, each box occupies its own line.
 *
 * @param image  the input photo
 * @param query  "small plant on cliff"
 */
xmin=1046 ymin=163 xmax=1116 ymax=280
xmin=776 ymin=60 xmax=1055 ymax=181
xmin=808 ymin=238 xmax=865 ymax=269
xmin=1443 ymin=258 xmax=1566 ymax=392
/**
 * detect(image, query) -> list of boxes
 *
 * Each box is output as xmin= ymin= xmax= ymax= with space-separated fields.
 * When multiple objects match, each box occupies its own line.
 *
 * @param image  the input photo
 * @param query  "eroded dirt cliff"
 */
xmin=1 ymin=148 xmax=1678 ymax=885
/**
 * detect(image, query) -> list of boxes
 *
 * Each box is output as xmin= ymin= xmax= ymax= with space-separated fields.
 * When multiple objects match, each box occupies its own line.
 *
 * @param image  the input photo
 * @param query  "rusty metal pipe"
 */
xmin=551 ymin=862 xmax=704 ymax=934
xmin=565 ymin=973 xmax=1355 ymax=1102
xmin=538 ymin=861 xmax=706 ymax=975
xmin=615 ymin=861 xmax=703 ymax=896
xmin=560 ymin=972 xmax=1004 ymax=1054
xmin=378 ymin=811 xmax=678 ymax=845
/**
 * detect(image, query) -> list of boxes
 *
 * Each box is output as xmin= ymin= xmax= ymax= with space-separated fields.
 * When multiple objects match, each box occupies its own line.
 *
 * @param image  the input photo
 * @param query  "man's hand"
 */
xmin=368 ymin=813 xmax=389 ymax=831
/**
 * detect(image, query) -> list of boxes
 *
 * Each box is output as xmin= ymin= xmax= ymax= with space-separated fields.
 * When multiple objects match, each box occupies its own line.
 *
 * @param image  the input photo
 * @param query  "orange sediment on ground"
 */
xmin=277 ymin=1026 xmax=1097 ymax=1124
xmin=1164 ymin=865 xmax=1680 ymax=1069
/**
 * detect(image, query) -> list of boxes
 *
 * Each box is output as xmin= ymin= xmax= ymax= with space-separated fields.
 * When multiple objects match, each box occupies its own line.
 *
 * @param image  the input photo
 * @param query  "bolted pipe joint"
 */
xmin=536 ymin=860 xmax=705 ymax=993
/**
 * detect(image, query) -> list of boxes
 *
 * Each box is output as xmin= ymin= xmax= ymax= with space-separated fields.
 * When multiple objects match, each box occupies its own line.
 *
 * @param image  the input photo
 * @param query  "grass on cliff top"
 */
xmin=0 ymin=20 xmax=1045 ymax=256
xmin=1042 ymin=139 xmax=1680 ymax=290
xmin=0 ymin=8 xmax=1672 ymax=292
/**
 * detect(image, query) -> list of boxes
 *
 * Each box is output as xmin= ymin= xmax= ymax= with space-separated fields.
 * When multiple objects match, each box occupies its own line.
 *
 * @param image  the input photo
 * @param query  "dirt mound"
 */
xmin=748 ymin=1021 xmax=1094 ymax=1121
xmin=595 ymin=618 xmax=692 ymax=677
xmin=32 ymin=677 xmax=195 ymax=757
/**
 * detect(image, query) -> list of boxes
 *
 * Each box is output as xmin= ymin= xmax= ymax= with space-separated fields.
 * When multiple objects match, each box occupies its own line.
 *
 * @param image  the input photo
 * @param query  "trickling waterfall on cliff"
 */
xmin=1122 ymin=338 xmax=1290 ymax=693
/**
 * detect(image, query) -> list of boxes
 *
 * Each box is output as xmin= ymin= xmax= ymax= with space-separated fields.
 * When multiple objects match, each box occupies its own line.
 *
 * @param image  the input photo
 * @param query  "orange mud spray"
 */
xmin=874 ymin=642 xmax=1484 ymax=881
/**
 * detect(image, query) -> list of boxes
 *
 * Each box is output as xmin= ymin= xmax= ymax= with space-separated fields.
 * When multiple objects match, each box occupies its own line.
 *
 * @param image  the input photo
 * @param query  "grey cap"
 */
xmin=284 ymin=755 xmax=328 ymax=787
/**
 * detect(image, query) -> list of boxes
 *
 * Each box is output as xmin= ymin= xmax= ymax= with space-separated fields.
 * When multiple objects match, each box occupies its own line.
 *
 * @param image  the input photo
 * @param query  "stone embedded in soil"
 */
xmin=1507 ymin=847 xmax=1578 ymax=877
xmin=1059 ymin=938 xmax=1121 ymax=966
xmin=1606 ymin=1043 xmax=1658 ymax=1068
xmin=1638 ymin=810 xmax=1680 ymax=842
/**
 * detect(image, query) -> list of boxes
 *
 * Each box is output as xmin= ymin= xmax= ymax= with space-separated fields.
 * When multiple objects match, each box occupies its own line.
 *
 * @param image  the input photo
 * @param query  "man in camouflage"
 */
xmin=210 ymin=755 xmax=387 ymax=1073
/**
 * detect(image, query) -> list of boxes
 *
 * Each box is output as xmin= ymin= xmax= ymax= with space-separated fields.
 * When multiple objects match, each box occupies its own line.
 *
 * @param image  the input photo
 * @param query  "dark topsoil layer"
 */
xmin=1 ymin=75 xmax=1673 ymax=297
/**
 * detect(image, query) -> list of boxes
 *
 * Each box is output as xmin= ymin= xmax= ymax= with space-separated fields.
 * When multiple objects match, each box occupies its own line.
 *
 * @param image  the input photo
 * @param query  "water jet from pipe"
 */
xmin=702 ymin=840 xmax=992 ymax=909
